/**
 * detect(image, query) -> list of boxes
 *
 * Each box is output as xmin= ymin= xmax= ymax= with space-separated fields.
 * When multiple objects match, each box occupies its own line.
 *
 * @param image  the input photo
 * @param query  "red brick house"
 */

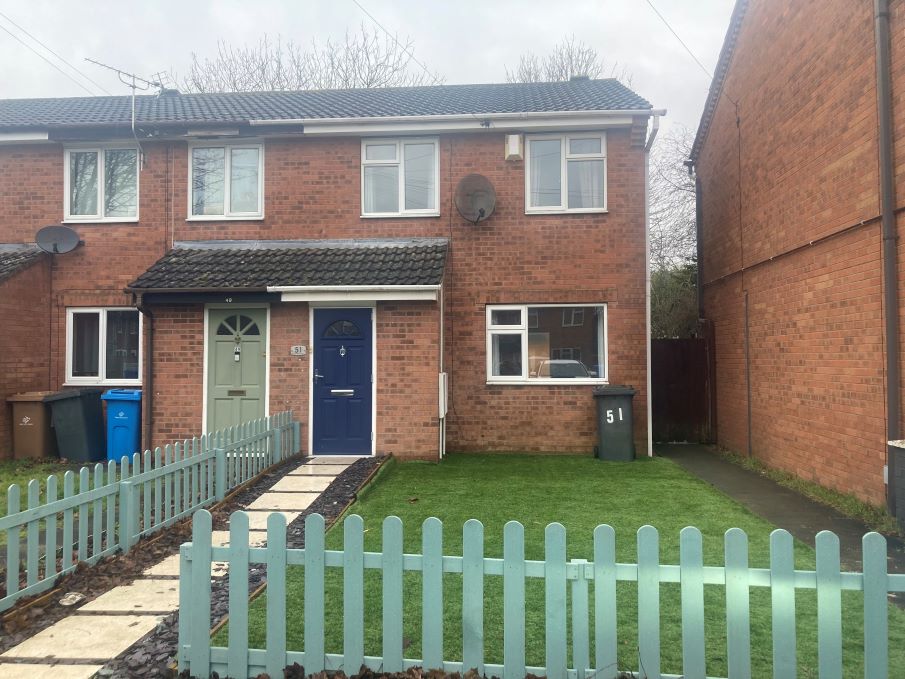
xmin=0 ymin=78 xmax=661 ymax=460
xmin=690 ymin=0 xmax=905 ymax=509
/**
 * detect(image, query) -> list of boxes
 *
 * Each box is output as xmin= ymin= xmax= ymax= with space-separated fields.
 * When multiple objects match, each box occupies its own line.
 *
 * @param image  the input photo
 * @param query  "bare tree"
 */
xmin=649 ymin=125 xmax=698 ymax=337
xmin=179 ymin=26 xmax=443 ymax=93
xmin=649 ymin=124 xmax=696 ymax=270
xmin=505 ymin=35 xmax=631 ymax=84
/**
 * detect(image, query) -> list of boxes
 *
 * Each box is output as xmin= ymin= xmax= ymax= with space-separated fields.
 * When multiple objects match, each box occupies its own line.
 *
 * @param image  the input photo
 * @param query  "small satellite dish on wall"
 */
xmin=454 ymin=174 xmax=496 ymax=224
xmin=35 ymin=225 xmax=80 ymax=254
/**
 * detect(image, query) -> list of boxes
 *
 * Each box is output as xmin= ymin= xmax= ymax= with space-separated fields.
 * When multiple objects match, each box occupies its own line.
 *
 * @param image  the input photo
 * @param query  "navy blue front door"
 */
xmin=312 ymin=308 xmax=373 ymax=455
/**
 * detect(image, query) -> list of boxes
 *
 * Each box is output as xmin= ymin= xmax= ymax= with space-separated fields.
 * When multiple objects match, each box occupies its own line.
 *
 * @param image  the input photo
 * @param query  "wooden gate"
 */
xmin=652 ymin=337 xmax=712 ymax=442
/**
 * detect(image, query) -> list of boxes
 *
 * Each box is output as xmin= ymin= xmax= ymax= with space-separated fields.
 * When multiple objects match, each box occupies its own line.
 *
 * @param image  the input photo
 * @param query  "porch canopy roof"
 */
xmin=0 ymin=244 xmax=44 ymax=284
xmin=127 ymin=237 xmax=448 ymax=301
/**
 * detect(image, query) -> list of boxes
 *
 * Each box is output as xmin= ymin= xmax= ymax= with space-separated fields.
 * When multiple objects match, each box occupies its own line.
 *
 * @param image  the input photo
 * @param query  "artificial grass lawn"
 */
xmin=0 ymin=458 xmax=91 ymax=518
xmin=227 ymin=455 xmax=905 ymax=676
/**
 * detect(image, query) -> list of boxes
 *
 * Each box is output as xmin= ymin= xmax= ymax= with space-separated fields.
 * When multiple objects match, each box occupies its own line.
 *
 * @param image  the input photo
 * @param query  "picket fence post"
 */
xmin=863 ymin=532 xmax=888 ymax=679
xmin=6 ymin=484 xmax=20 ymax=599
xmin=178 ymin=542 xmax=192 ymax=674
xmin=189 ymin=510 xmax=213 ymax=676
xmin=304 ymin=513 xmax=326 ymax=673
xmin=273 ymin=425 xmax=283 ymax=465
xmin=119 ymin=480 xmax=137 ymax=552
xmin=214 ymin=448 xmax=227 ymax=502
xmin=570 ymin=558 xmax=590 ymax=679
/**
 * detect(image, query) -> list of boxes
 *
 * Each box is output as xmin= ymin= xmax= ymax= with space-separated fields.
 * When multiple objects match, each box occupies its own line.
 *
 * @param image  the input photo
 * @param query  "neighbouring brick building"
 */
xmin=690 ymin=0 xmax=905 ymax=508
xmin=0 ymin=78 xmax=661 ymax=461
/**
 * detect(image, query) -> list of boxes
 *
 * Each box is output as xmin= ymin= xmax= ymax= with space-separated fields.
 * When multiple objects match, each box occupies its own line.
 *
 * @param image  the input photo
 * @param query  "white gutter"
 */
xmin=643 ymin=115 xmax=661 ymax=457
xmin=267 ymin=284 xmax=441 ymax=302
xmin=251 ymin=108 xmax=666 ymax=126
xmin=0 ymin=131 xmax=49 ymax=144
xmin=250 ymin=108 xmax=667 ymax=136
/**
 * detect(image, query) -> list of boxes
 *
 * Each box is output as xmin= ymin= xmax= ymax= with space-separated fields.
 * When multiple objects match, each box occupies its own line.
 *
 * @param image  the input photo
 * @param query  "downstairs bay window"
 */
xmin=66 ymin=308 xmax=141 ymax=385
xmin=486 ymin=304 xmax=607 ymax=384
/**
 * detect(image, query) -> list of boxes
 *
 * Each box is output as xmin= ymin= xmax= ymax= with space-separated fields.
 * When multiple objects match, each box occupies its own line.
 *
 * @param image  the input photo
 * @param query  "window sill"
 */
xmin=64 ymin=381 xmax=142 ymax=388
xmin=186 ymin=215 xmax=265 ymax=222
xmin=360 ymin=213 xmax=441 ymax=219
xmin=63 ymin=218 xmax=139 ymax=224
xmin=486 ymin=379 xmax=608 ymax=386
xmin=524 ymin=208 xmax=608 ymax=216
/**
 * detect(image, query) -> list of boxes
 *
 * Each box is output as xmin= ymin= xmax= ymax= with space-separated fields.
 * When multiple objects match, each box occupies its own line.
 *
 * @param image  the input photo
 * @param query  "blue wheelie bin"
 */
xmin=102 ymin=389 xmax=142 ymax=462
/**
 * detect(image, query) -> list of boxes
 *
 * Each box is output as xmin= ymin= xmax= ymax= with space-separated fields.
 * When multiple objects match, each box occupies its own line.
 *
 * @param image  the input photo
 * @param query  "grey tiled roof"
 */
xmin=0 ymin=79 xmax=651 ymax=130
xmin=127 ymin=238 xmax=448 ymax=291
xmin=0 ymin=245 xmax=43 ymax=284
xmin=690 ymin=0 xmax=748 ymax=162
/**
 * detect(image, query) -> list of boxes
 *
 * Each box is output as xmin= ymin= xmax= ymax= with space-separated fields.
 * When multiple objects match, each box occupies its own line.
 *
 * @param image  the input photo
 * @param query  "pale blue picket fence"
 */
xmin=1 ymin=411 xmax=300 ymax=612
xmin=179 ymin=511 xmax=903 ymax=679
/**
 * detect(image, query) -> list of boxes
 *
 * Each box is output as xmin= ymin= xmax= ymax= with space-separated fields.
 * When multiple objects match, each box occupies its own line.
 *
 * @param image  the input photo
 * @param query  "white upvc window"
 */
xmin=66 ymin=307 xmax=142 ymax=385
xmin=361 ymin=138 xmax=439 ymax=217
xmin=486 ymin=304 xmax=608 ymax=384
xmin=64 ymin=146 xmax=139 ymax=222
xmin=189 ymin=143 xmax=264 ymax=219
xmin=525 ymin=133 xmax=607 ymax=213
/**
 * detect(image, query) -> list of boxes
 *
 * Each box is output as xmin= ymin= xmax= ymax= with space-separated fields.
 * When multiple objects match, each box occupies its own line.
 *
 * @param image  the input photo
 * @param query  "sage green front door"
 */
xmin=207 ymin=308 xmax=267 ymax=432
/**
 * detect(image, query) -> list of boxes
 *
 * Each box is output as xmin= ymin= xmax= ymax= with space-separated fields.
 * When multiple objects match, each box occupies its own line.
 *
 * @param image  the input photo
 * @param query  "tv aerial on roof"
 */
xmin=454 ymin=174 xmax=496 ymax=225
xmin=35 ymin=225 xmax=81 ymax=254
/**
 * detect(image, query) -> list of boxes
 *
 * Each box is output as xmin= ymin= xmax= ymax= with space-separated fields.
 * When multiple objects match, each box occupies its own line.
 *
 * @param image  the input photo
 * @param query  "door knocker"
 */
xmin=339 ymin=345 xmax=346 ymax=357
xmin=234 ymin=334 xmax=242 ymax=362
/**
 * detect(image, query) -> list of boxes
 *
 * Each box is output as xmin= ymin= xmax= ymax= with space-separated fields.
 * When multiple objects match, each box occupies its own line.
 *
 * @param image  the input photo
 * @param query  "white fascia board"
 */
xmin=0 ymin=131 xmax=49 ymax=144
xmin=269 ymin=284 xmax=440 ymax=302
xmin=249 ymin=109 xmax=666 ymax=136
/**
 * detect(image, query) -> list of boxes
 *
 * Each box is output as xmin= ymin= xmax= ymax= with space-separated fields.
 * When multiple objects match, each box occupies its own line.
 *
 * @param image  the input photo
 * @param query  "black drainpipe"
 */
xmin=744 ymin=290 xmax=752 ymax=457
xmin=876 ymin=0 xmax=901 ymax=515
xmin=695 ymin=174 xmax=705 ymax=318
xmin=135 ymin=293 xmax=154 ymax=451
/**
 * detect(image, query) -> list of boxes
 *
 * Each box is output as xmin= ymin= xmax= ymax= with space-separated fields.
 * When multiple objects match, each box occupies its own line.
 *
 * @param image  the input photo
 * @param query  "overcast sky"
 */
xmin=0 ymin=0 xmax=734 ymax=132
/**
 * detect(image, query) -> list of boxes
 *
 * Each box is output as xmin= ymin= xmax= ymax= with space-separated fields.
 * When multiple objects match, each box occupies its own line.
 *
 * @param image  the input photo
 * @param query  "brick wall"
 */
xmin=697 ymin=0 xmax=892 ymax=503
xmin=377 ymin=302 xmax=441 ymax=459
xmin=0 ymin=126 xmax=648 ymax=459
xmin=148 ymin=305 xmax=204 ymax=444
xmin=0 ymin=259 xmax=51 ymax=458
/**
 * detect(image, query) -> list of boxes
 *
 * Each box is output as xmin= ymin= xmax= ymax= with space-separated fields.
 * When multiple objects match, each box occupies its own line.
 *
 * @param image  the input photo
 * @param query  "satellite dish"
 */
xmin=454 ymin=174 xmax=496 ymax=224
xmin=35 ymin=225 xmax=80 ymax=254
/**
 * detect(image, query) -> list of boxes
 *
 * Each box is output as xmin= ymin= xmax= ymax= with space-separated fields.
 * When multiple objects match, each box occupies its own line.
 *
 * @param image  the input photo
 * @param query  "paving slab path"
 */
xmin=0 ymin=455 xmax=358 ymax=679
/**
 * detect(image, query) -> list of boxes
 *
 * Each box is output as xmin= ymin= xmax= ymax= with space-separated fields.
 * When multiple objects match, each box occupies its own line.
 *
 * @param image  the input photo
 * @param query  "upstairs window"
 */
xmin=65 ymin=147 xmax=138 ymax=221
xmin=361 ymin=139 xmax=439 ymax=216
xmin=190 ymin=144 xmax=263 ymax=218
xmin=66 ymin=308 xmax=141 ymax=385
xmin=526 ymin=133 xmax=606 ymax=213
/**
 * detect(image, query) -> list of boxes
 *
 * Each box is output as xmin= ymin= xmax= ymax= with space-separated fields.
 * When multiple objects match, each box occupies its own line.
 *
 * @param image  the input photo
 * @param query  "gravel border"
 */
xmin=98 ymin=456 xmax=383 ymax=678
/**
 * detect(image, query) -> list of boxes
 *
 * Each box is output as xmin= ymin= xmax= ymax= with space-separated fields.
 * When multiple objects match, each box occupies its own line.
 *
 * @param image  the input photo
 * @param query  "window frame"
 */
xmin=187 ymin=142 xmax=265 ymax=220
xmin=486 ymin=303 xmax=608 ymax=385
xmin=360 ymin=137 xmax=440 ymax=218
xmin=63 ymin=145 xmax=140 ymax=223
xmin=65 ymin=307 xmax=143 ymax=386
xmin=524 ymin=132 xmax=607 ymax=214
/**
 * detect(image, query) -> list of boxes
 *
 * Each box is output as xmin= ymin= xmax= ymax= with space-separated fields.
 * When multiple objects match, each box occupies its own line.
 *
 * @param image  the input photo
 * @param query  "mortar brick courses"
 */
xmin=0 ymin=123 xmax=648 ymax=459
xmin=695 ymin=0 xmax=901 ymax=503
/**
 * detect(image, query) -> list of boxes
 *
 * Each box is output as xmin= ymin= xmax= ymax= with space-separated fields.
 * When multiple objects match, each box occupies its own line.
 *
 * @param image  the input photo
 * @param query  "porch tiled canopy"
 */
xmin=126 ymin=238 xmax=448 ymax=293
xmin=0 ymin=244 xmax=43 ymax=284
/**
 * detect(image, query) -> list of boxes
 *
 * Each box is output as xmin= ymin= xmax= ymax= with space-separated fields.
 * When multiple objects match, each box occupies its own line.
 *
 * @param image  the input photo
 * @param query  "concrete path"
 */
xmin=658 ymin=444 xmax=905 ymax=591
xmin=0 ymin=456 xmax=356 ymax=679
